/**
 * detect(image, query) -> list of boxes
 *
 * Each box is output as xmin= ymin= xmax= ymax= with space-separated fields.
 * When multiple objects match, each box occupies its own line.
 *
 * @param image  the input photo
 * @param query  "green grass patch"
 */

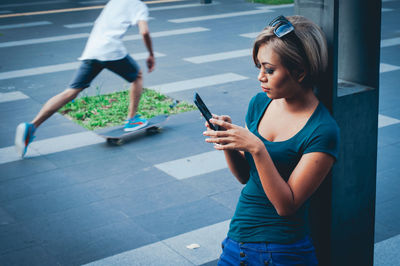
xmin=59 ymin=88 xmax=197 ymax=130
xmin=247 ymin=0 xmax=293 ymax=5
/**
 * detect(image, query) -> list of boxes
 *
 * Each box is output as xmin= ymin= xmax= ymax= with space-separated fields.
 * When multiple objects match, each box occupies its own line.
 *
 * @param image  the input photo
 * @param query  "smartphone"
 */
xmin=193 ymin=92 xmax=219 ymax=131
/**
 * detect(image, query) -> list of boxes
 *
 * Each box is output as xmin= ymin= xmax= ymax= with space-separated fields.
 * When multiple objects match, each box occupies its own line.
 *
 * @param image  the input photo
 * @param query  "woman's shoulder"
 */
xmin=254 ymin=92 xmax=270 ymax=102
xmin=315 ymin=103 xmax=339 ymax=130
xmin=308 ymin=102 xmax=340 ymax=145
xmin=302 ymin=102 xmax=340 ymax=159
xmin=246 ymin=93 xmax=270 ymax=125
xmin=249 ymin=92 xmax=270 ymax=109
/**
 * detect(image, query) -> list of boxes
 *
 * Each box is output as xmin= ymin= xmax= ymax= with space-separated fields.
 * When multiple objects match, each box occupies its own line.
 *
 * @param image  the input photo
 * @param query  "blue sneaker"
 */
xmin=124 ymin=115 xmax=148 ymax=132
xmin=15 ymin=122 xmax=36 ymax=158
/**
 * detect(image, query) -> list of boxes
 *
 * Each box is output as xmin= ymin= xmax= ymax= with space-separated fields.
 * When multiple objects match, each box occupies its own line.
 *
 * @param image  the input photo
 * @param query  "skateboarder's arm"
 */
xmin=138 ymin=20 xmax=155 ymax=72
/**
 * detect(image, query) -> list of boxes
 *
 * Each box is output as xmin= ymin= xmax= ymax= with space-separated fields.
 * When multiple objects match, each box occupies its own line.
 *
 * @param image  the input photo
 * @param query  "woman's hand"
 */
xmin=203 ymin=117 xmax=264 ymax=155
xmin=204 ymin=114 xmax=231 ymax=131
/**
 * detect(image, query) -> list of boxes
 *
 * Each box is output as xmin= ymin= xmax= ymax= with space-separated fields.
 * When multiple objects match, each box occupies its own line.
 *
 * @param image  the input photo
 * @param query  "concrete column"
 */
xmin=294 ymin=0 xmax=380 ymax=265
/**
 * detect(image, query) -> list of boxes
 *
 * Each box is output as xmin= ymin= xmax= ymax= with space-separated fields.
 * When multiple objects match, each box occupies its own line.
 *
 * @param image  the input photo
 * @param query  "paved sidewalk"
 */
xmin=0 ymin=0 xmax=399 ymax=265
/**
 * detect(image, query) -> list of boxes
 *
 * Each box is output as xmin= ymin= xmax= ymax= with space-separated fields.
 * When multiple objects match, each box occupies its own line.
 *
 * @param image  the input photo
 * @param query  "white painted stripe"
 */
xmin=0 ymin=131 xmax=104 ymax=165
xmin=379 ymin=114 xmax=400 ymax=128
xmin=79 ymin=0 xmax=108 ymax=4
xmin=0 ymin=52 xmax=165 ymax=81
xmin=150 ymin=73 xmax=248 ymax=94
xmin=374 ymin=234 xmax=400 ymax=265
xmin=0 ymin=0 xmax=67 ymax=8
xmin=144 ymin=0 xmax=187 ymax=4
xmin=382 ymin=8 xmax=394 ymax=12
xmin=0 ymin=21 xmax=52 ymax=30
xmin=0 ymin=62 xmax=80 ymax=81
xmin=0 ymin=27 xmax=209 ymax=48
xmin=85 ymin=241 xmax=193 ymax=266
xmin=124 ymin=27 xmax=209 ymax=41
xmin=184 ymin=49 xmax=251 ymax=64
xmin=0 ymin=6 xmax=105 ymax=19
xmin=380 ymin=63 xmax=400 ymax=73
xmin=130 ymin=52 xmax=164 ymax=59
xmin=30 ymin=131 xmax=104 ymax=155
xmin=155 ymin=150 xmax=228 ymax=180
xmin=0 ymin=33 xmax=89 ymax=48
xmin=64 ymin=18 xmax=155 ymax=28
xmin=64 ymin=22 xmax=93 ymax=29
xmin=149 ymin=2 xmax=218 ymax=11
xmin=0 ymin=91 xmax=29 ymax=103
xmin=84 ymin=220 xmax=230 ymax=266
xmin=381 ymin=37 xmax=400 ymax=48
xmin=256 ymin=3 xmax=294 ymax=9
xmin=240 ymin=32 xmax=258 ymax=39
xmin=169 ymin=9 xmax=273 ymax=23
xmin=161 ymin=220 xmax=229 ymax=265
xmin=0 ymin=146 xmax=40 ymax=165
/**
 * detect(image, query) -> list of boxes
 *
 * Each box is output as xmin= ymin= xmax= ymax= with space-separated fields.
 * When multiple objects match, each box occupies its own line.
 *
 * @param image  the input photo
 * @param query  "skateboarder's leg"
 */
xmin=15 ymin=60 xmax=102 ymax=157
xmin=31 ymin=88 xmax=84 ymax=128
xmin=32 ymin=59 xmax=102 ymax=129
xmin=15 ymin=88 xmax=83 ymax=158
xmin=106 ymin=55 xmax=147 ymax=131
xmin=128 ymin=70 xmax=143 ymax=119
xmin=125 ymin=70 xmax=148 ymax=131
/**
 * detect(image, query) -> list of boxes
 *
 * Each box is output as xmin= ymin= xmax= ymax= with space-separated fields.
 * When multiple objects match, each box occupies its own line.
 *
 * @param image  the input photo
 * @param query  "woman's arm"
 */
xmin=252 ymin=148 xmax=334 ymax=216
xmin=223 ymin=150 xmax=250 ymax=184
xmin=205 ymin=115 xmax=250 ymax=184
xmin=204 ymin=118 xmax=335 ymax=216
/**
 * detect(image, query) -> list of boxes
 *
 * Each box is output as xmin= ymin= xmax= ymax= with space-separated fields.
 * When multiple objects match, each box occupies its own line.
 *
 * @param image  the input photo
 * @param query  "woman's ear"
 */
xmin=292 ymin=69 xmax=307 ymax=83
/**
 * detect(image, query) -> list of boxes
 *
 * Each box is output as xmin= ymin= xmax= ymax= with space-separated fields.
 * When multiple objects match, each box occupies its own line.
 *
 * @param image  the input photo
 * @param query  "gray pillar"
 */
xmin=295 ymin=0 xmax=380 ymax=265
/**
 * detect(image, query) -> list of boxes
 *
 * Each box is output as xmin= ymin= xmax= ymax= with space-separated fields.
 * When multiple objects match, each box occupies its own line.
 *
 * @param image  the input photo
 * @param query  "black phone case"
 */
xmin=193 ymin=92 xmax=219 ymax=131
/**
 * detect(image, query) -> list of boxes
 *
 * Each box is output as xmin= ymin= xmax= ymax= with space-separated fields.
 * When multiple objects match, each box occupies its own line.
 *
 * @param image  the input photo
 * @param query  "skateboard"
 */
xmin=96 ymin=115 xmax=169 ymax=145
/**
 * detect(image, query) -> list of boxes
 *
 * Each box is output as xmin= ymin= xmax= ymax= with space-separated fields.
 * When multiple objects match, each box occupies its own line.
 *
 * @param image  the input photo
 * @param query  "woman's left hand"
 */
xmin=203 ymin=118 xmax=263 ymax=154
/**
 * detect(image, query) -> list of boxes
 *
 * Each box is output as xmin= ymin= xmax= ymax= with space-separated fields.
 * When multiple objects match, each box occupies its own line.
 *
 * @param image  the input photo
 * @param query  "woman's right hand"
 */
xmin=204 ymin=114 xmax=232 ymax=131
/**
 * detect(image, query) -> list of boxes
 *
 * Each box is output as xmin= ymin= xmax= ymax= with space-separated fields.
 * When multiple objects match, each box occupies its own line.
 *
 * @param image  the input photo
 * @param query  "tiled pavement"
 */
xmin=0 ymin=0 xmax=399 ymax=265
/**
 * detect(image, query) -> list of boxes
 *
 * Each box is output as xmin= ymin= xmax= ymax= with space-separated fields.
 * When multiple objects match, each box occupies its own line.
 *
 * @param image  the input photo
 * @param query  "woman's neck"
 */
xmin=279 ymin=87 xmax=319 ymax=113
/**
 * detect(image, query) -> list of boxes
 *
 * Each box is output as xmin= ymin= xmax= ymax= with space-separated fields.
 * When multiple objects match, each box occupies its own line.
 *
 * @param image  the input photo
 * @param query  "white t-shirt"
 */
xmin=79 ymin=0 xmax=148 ymax=61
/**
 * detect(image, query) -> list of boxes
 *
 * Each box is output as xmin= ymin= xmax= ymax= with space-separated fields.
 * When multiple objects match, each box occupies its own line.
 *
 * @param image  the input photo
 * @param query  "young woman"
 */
xmin=203 ymin=15 xmax=339 ymax=265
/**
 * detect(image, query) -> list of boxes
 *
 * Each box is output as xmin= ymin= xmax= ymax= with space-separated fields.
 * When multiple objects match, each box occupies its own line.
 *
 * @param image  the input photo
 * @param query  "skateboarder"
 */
xmin=15 ymin=0 xmax=155 ymax=157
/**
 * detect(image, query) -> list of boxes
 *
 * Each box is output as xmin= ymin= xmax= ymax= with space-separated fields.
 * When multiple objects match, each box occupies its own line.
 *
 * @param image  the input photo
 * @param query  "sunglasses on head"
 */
xmin=268 ymin=15 xmax=294 ymax=38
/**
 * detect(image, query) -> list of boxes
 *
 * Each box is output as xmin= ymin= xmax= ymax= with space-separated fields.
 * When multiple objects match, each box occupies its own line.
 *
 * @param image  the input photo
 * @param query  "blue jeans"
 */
xmin=218 ymin=236 xmax=318 ymax=266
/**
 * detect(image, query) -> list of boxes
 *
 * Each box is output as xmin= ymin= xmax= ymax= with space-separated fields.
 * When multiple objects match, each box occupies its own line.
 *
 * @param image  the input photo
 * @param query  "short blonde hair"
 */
xmin=253 ymin=15 xmax=328 ymax=87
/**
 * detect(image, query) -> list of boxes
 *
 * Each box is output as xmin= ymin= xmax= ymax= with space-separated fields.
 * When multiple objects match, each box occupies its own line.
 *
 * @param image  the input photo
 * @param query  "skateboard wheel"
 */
xmin=107 ymin=138 xmax=122 ymax=145
xmin=146 ymin=127 xmax=159 ymax=134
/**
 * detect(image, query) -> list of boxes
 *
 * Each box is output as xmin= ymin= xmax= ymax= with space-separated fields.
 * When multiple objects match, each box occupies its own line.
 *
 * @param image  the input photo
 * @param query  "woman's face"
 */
xmin=256 ymin=44 xmax=302 ymax=100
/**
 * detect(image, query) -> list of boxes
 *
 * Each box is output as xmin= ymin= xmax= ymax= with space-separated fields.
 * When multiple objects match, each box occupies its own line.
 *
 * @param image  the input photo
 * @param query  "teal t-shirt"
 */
xmin=227 ymin=92 xmax=340 ymax=244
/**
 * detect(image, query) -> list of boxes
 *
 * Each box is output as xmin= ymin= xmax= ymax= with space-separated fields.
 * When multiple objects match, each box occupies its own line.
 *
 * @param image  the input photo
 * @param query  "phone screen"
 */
xmin=193 ymin=92 xmax=219 ymax=131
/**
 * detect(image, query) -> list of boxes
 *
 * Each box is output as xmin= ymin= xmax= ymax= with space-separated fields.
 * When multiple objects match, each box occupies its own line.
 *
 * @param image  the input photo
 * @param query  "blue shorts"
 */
xmin=218 ymin=236 xmax=318 ymax=266
xmin=69 ymin=55 xmax=140 ymax=89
